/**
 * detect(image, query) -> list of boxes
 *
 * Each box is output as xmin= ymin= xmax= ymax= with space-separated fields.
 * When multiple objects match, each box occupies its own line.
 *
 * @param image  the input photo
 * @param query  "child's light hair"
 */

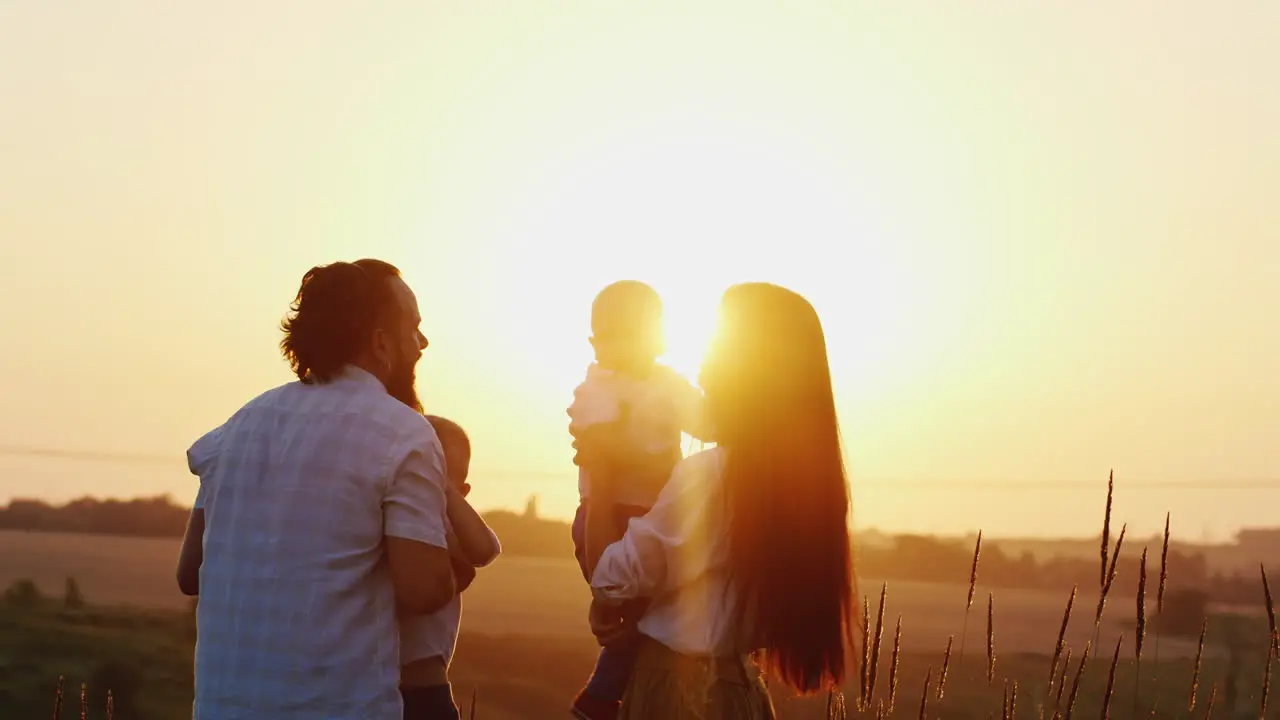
xmin=591 ymin=280 xmax=663 ymax=340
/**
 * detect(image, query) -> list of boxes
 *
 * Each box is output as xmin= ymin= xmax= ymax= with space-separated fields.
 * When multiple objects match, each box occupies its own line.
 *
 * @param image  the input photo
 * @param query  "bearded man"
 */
xmin=176 ymin=259 xmax=455 ymax=720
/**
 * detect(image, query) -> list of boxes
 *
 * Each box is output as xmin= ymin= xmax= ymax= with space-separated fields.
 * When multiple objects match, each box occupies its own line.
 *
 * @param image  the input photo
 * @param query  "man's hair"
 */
xmin=590 ymin=280 xmax=663 ymax=339
xmin=279 ymin=259 xmax=403 ymax=384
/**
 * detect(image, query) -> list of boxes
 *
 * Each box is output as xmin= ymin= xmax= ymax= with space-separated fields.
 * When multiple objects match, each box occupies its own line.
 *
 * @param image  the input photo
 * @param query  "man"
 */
xmin=176 ymin=259 xmax=456 ymax=719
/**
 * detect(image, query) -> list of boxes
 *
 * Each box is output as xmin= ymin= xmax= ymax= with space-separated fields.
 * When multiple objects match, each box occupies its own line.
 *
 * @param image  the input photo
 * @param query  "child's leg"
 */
xmin=401 ymin=683 xmax=460 ymax=720
xmin=583 ymin=631 xmax=642 ymax=703
xmin=575 ymin=506 xmax=653 ymax=713
xmin=571 ymin=501 xmax=590 ymax=582
xmin=582 ymin=598 xmax=650 ymax=702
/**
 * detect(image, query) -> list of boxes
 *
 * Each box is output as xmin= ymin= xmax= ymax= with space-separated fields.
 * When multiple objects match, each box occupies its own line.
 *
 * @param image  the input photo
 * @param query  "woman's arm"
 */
xmin=590 ymin=450 xmax=723 ymax=603
xmin=445 ymin=485 xmax=501 ymax=568
xmin=578 ymin=420 xmax=634 ymax=579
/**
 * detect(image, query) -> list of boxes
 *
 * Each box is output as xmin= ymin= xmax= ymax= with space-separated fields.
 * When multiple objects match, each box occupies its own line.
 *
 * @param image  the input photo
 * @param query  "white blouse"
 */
xmin=590 ymin=447 xmax=745 ymax=656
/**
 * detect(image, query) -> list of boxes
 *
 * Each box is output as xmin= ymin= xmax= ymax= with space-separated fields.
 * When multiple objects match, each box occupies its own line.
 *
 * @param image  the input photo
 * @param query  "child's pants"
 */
xmin=572 ymin=501 xmax=652 ymax=703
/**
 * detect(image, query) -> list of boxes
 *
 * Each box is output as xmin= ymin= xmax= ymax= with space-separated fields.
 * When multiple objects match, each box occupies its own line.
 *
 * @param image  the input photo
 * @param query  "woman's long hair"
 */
xmin=701 ymin=282 xmax=857 ymax=694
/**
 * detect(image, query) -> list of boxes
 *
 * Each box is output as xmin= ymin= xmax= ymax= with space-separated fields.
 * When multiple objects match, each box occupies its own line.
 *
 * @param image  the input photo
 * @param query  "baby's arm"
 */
xmin=446 ymin=525 xmax=479 ymax=594
xmin=446 ymin=485 xmax=502 ymax=568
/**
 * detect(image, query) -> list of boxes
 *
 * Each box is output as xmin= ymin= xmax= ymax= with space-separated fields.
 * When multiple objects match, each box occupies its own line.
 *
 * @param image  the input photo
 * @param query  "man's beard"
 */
xmin=385 ymin=360 xmax=422 ymax=413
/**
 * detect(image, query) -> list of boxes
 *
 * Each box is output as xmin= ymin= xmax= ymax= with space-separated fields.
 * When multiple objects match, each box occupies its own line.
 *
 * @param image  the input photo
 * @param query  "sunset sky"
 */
xmin=1 ymin=2 xmax=1277 ymax=539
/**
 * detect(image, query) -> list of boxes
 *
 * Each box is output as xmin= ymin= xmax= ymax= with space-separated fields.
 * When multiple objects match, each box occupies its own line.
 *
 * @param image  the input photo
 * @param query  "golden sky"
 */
xmin=1 ymin=2 xmax=1277 ymax=539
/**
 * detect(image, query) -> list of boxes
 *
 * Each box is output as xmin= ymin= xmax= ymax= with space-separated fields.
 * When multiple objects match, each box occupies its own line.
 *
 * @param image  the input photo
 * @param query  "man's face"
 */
xmin=380 ymin=277 xmax=428 ymax=412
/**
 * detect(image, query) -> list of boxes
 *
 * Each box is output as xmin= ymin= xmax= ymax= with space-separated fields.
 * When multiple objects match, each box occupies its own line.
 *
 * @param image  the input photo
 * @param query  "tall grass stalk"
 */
xmin=1100 ymin=471 xmax=1113 ymax=590
xmin=1093 ymin=523 xmax=1127 ymax=650
xmin=1133 ymin=547 xmax=1148 ymax=718
xmin=887 ymin=616 xmax=902 ymax=714
xmin=51 ymin=675 xmax=65 ymax=720
xmin=863 ymin=584 xmax=887 ymax=710
xmin=1261 ymin=652 xmax=1272 ymax=720
xmin=958 ymin=530 xmax=982 ymax=660
xmin=936 ymin=635 xmax=953 ymax=701
xmin=1048 ymin=585 xmax=1076 ymax=690
xmin=1060 ymin=640 xmax=1091 ymax=720
xmin=1152 ymin=513 xmax=1170 ymax=709
xmin=917 ymin=667 xmax=932 ymax=720
xmin=1189 ymin=618 xmax=1207 ymax=712
xmin=986 ymin=592 xmax=996 ymax=686
xmin=1203 ymin=684 xmax=1216 ymax=719
xmin=1100 ymin=634 xmax=1123 ymax=720
xmin=1263 ymin=564 xmax=1278 ymax=660
xmin=1051 ymin=647 xmax=1072 ymax=716
xmin=859 ymin=594 xmax=871 ymax=710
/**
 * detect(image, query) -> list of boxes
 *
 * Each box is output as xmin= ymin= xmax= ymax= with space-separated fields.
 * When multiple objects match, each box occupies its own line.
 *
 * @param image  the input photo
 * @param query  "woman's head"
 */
xmin=701 ymin=283 xmax=856 ymax=693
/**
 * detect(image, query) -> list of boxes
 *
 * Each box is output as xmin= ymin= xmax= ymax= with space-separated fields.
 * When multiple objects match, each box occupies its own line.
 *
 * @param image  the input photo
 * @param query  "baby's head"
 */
xmin=589 ymin=280 xmax=664 ymax=374
xmin=425 ymin=415 xmax=471 ymax=495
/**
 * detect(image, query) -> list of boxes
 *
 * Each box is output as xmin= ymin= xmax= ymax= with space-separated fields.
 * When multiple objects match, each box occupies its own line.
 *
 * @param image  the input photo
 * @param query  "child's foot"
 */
xmin=571 ymin=690 xmax=620 ymax=720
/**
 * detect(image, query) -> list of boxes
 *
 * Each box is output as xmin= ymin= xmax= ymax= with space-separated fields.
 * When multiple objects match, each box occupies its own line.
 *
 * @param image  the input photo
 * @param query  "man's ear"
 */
xmin=370 ymin=328 xmax=392 ymax=370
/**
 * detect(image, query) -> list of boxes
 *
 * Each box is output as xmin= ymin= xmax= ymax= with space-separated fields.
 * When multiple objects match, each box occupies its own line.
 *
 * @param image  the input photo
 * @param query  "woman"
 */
xmin=583 ymin=282 xmax=858 ymax=718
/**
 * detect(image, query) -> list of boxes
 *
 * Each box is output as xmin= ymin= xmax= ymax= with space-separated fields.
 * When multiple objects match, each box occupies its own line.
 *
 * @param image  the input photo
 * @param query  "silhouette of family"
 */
xmin=177 ymin=259 xmax=857 ymax=720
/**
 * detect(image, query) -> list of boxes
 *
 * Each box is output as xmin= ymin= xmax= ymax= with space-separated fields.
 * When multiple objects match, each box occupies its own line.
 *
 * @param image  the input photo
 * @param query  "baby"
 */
xmin=399 ymin=415 xmax=501 ymax=720
xmin=568 ymin=280 xmax=713 ymax=720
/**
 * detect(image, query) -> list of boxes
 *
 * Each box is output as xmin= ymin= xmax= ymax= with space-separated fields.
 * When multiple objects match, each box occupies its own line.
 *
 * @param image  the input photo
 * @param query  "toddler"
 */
xmin=568 ymin=280 xmax=713 ymax=720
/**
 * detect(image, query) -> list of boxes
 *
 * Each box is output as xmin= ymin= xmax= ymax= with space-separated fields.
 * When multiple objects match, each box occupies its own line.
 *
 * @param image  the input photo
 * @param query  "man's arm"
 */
xmin=385 ymin=426 xmax=456 ymax=616
xmin=176 ymin=507 xmax=204 ymax=596
xmin=179 ymin=426 xmax=221 ymax=596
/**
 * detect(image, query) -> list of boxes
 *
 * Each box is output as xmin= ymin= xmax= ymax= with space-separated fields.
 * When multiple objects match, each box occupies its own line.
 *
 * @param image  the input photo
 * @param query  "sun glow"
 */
xmin=484 ymin=110 xmax=920 ymax=407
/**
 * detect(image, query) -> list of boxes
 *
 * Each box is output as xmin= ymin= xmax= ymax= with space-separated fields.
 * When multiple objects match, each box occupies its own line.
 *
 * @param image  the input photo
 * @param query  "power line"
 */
xmin=0 ymin=445 xmax=177 ymax=466
xmin=5 ymin=445 xmax=1280 ymax=491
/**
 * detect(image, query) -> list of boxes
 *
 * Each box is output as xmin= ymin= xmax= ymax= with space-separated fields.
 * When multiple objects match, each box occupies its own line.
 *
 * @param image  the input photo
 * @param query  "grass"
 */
xmin=7 ymin=476 xmax=1279 ymax=718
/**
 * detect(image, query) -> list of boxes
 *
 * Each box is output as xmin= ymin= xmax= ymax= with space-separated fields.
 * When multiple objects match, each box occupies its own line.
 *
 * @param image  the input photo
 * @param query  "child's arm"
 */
xmin=445 ymin=485 xmax=502 ymax=569
xmin=446 ymin=525 xmax=479 ymax=594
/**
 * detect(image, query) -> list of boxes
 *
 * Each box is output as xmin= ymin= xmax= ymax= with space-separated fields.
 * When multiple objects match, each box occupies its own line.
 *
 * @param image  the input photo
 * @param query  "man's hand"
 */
xmin=589 ymin=597 xmax=638 ymax=647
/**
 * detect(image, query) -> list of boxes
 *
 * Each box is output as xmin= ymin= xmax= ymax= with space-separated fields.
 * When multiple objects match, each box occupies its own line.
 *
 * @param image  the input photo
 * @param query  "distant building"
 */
xmin=1234 ymin=527 xmax=1280 ymax=558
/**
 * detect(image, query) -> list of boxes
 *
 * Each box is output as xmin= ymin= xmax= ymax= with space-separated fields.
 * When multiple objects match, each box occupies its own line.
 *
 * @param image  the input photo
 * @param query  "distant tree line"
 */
xmin=0 ymin=496 xmax=1268 ymax=606
xmin=0 ymin=496 xmax=189 ymax=537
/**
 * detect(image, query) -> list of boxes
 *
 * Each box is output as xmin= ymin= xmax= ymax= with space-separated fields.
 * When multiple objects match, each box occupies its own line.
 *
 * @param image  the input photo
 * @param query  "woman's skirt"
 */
xmin=619 ymin=635 xmax=776 ymax=720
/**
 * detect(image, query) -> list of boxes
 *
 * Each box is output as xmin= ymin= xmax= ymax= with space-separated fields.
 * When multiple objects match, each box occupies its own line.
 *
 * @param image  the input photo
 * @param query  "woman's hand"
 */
xmin=588 ymin=597 xmax=637 ymax=647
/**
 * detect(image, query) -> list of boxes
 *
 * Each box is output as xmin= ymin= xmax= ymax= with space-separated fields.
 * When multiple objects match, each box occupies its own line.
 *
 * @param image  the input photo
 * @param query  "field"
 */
xmin=1 ymin=530 xmax=1273 ymax=718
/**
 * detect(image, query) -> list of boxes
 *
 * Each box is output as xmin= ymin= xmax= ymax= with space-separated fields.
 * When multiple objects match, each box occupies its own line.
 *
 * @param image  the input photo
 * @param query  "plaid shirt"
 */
xmin=188 ymin=366 xmax=448 ymax=720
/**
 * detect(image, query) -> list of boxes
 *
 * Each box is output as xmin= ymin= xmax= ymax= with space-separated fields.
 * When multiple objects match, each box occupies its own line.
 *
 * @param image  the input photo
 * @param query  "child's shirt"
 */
xmin=399 ymin=521 xmax=501 ymax=667
xmin=568 ymin=362 xmax=713 ymax=509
